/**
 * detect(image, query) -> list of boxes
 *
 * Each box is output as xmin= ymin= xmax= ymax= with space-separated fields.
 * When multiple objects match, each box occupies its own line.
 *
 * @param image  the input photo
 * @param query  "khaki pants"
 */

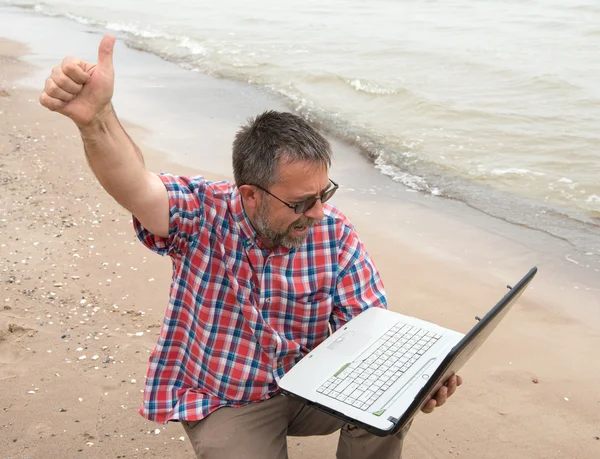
xmin=182 ymin=394 xmax=410 ymax=459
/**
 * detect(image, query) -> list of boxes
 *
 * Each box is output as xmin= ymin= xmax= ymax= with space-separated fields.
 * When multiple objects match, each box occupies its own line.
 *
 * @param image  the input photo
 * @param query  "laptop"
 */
xmin=279 ymin=267 xmax=537 ymax=437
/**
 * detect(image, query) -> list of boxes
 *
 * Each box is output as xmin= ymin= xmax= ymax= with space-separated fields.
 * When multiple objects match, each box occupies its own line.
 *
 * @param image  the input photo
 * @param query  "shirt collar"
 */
xmin=230 ymin=187 xmax=257 ymax=246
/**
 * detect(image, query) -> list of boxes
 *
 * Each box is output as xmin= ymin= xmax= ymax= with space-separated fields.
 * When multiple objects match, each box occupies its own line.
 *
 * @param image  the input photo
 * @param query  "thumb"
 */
xmin=97 ymin=35 xmax=115 ymax=69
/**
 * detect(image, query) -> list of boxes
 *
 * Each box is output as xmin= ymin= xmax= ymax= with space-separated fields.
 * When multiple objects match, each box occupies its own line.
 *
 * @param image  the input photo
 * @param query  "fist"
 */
xmin=40 ymin=35 xmax=116 ymax=127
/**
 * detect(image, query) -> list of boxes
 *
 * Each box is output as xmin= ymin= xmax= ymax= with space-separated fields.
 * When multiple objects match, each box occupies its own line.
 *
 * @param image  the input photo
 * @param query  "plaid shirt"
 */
xmin=133 ymin=174 xmax=387 ymax=424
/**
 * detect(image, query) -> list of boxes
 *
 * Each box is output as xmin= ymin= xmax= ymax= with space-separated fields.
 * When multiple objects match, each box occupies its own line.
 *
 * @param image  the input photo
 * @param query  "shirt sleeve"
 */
xmin=133 ymin=173 xmax=211 ymax=258
xmin=330 ymin=221 xmax=387 ymax=332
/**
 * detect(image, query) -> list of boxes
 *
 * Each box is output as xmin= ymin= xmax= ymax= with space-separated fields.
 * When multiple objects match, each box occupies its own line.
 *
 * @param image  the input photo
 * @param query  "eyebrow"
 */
xmin=291 ymin=183 xmax=332 ymax=202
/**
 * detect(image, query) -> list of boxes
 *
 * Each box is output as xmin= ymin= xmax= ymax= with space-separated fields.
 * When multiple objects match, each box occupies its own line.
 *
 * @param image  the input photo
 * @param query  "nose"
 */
xmin=304 ymin=198 xmax=325 ymax=221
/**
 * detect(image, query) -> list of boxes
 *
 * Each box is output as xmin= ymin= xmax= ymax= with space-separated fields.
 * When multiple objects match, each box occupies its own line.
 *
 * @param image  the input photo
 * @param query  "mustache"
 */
xmin=290 ymin=217 xmax=320 ymax=228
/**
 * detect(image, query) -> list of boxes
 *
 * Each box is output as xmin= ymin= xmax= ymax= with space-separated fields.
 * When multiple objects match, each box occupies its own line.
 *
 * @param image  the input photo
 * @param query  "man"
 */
xmin=40 ymin=35 xmax=461 ymax=459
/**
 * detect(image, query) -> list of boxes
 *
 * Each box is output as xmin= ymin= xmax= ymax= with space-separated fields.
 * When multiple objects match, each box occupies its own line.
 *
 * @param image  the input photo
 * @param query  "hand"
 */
xmin=421 ymin=375 xmax=463 ymax=414
xmin=40 ymin=35 xmax=116 ymax=127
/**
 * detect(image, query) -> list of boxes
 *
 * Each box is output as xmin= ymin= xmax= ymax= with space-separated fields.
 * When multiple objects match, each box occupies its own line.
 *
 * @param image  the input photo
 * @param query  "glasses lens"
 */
xmin=321 ymin=186 xmax=337 ymax=203
xmin=295 ymin=197 xmax=317 ymax=214
xmin=294 ymin=185 xmax=338 ymax=214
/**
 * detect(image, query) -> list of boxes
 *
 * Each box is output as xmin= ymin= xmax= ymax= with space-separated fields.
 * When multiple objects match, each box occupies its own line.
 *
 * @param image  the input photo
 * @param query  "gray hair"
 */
xmin=232 ymin=110 xmax=332 ymax=188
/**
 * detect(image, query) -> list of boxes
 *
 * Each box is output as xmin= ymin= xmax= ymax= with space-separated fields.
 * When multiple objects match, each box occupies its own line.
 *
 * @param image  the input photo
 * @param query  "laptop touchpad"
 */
xmin=327 ymin=330 xmax=372 ymax=356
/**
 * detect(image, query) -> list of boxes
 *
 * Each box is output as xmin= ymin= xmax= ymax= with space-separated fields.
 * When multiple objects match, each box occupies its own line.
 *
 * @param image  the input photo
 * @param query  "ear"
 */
xmin=239 ymin=184 xmax=260 ymax=213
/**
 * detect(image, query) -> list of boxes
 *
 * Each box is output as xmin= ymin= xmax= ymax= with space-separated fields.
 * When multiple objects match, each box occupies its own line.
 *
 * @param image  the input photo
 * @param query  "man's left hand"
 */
xmin=421 ymin=375 xmax=463 ymax=414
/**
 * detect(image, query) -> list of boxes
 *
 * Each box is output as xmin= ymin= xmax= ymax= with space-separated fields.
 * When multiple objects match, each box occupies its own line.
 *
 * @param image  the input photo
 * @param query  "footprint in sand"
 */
xmin=0 ymin=323 xmax=33 ymax=380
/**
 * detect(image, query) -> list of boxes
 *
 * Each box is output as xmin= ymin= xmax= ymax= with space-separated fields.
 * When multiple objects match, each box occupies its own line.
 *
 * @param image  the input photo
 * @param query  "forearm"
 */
xmin=78 ymin=104 xmax=152 ymax=212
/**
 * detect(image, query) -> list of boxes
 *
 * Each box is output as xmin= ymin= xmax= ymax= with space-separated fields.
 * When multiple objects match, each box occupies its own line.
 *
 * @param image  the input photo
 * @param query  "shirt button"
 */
xmin=265 ymin=298 xmax=271 ymax=303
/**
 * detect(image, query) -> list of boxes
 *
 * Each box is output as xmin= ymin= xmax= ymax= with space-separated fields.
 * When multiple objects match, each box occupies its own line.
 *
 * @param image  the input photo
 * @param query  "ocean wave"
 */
xmin=527 ymin=73 xmax=583 ymax=93
xmin=586 ymin=195 xmax=600 ymax=203
xmin=583 ymin=26 xmax=600 ymax=36
xmin=29 ymin=2 xmax=95 ymax=26
xmin=375 ymin=161 xmax=431 ymax=193
xmin=347 ymin=78 xmax=398 ymax=96
xmin=489 ymin=168 xmax=546 ymax=177
xmin=105 ymin=22 xmax=168 ymax=40
xmin=17 ymin=2 xmax=176 ymax=42
xmin=9 ymin=1 xmax=40 ymax=10
xmin=177 ymin=36 xmax=208 ymax=56
xmin=64 ymin=11 xmax=93 ymax=24
xmin=292 ymin=72 xmax=413 ymax=99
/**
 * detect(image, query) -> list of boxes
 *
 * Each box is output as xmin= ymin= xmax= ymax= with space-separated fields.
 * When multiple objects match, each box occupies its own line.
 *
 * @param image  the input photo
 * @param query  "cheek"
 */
xmin=263 ymin=208 xmax=291 ymax=230
xmin=276 ymin=213 xmax=299 ymax=231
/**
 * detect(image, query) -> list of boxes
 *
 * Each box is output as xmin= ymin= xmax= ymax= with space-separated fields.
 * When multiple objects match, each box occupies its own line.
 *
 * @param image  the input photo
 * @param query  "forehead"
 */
xmin=274 ymin=160 xmax=329 ymax=195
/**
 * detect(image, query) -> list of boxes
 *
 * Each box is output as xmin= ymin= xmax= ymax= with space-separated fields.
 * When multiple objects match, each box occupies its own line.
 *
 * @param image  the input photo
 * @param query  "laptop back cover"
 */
xmin=384 ymin=266 xmax=538 ymax=435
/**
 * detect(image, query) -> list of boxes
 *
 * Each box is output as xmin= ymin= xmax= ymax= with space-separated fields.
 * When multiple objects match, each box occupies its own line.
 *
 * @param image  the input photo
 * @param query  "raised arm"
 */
xmin=39 ymin=35 xmax=168 ymax=238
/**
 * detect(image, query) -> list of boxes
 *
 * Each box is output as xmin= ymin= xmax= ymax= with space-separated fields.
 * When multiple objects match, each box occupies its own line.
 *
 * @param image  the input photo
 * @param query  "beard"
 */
xmin=254 ymin=199 xmax=320 ymax=249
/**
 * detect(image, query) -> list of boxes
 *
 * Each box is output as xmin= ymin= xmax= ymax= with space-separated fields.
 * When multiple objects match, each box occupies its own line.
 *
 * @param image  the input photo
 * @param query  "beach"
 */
xmin=1 ymin=20 xmax=599 ymax=459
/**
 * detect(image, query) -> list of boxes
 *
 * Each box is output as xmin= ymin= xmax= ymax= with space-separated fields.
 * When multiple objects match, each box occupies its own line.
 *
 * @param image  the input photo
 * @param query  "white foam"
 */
xmin=64 ymin=12 xmax=93 ymax=25
xmin=348 ymin=79 xmax=397 ymax=96
xmin=490 ymin=168 xmax=546 ymax=176
xmin=375 ymin=161 xmax=429 ymax=192
xmin=105 ymin=22 xmax=166 ymax=39
xmin=177 ymin=37 xmax=208 ymax=56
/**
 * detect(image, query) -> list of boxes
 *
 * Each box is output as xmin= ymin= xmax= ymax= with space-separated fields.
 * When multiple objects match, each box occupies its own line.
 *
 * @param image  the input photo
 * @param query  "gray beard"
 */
xmin=254 ymin=201 xmax=318 ymax=249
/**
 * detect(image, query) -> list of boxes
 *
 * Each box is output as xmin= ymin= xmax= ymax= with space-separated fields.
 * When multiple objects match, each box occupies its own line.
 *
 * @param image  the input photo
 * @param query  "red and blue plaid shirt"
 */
xmin=134 ymin=174 xmax=387 ymax=424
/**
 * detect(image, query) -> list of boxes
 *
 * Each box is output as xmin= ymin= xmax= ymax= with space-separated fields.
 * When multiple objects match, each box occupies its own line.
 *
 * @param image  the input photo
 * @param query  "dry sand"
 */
xmin=1 ymin=38 xmax=599 ymax=458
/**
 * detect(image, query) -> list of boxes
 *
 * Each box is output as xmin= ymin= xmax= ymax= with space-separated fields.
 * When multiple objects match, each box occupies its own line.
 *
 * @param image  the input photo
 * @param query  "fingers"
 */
xmin=421 ymin=375 xmax=464 ymax=414
xmin=421 ymin=398 xmax=436 ymax=414
xmin=39 ymin=91 xmax=67 ymax=112
xmin=435 ymin=384 xmax=448 ymax=407
xmin=61 ymin=57 xmax=91 ymax=85
xmin=50 ymin=65 xmax=83 ymax=94
xmin=43 ymin=57 xmax=91 ymax=108
xmin=44 ymin=77 xmax=76 ymax=102
xmin=97 ymin=35 xmax=115 ymax=70
xmin=446 ymin=375 xmax=458 ymax=398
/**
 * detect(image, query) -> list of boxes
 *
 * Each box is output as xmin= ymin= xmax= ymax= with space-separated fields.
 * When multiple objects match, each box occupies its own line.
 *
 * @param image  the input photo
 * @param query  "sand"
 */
xmin=1 ymin=37 xmax=599 ymax=458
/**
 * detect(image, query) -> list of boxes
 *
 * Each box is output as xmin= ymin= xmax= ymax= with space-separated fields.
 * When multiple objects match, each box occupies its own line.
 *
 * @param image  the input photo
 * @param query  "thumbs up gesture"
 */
xmin=40 ymin=35 xmax=116 ymax=127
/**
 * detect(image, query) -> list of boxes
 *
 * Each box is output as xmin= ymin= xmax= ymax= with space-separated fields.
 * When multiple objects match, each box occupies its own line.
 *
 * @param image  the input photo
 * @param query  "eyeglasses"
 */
xmin=253 ymin=179 xmax=339 ymax=214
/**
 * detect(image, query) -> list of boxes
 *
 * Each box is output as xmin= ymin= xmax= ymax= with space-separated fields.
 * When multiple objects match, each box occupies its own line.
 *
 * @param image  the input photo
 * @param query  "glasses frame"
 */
xmin=252 ymin=179 xmax=339 ymax=214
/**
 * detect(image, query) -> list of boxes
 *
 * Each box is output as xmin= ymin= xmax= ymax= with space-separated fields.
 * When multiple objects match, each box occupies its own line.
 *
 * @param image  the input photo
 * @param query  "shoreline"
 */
xmin=1 ymin=25 xmax=599 ymax=459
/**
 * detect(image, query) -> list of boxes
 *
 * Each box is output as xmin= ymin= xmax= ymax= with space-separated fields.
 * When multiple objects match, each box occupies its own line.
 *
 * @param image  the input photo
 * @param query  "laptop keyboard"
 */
xmin=317 ymin=322 xmax=441 ymax=412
